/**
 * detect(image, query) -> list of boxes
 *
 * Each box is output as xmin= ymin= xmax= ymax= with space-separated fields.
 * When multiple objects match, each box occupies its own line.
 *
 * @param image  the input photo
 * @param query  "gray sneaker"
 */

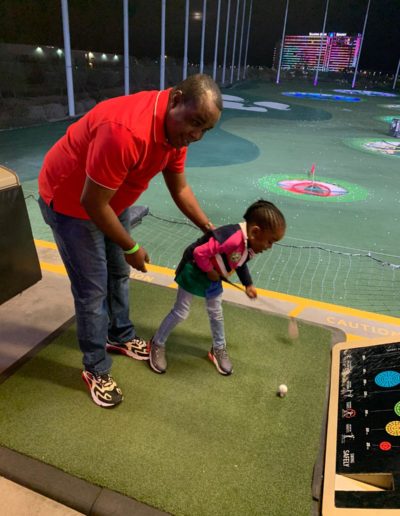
xmin=149 ymin=340 xmax=167 ymax=374
xmin=208 ymin=347 xmax=233 ymax=375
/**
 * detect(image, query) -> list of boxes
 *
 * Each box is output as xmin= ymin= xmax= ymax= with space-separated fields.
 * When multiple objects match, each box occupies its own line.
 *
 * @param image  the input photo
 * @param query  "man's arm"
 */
xmin=80 ymin=177 xmax=149 ymax=272
xmin=162 ymin=170 xmax=213 ymax=232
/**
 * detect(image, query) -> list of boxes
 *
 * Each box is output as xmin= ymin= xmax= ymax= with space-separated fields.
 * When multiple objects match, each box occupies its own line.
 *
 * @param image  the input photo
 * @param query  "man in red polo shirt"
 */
xmin=38 ymin=74 xmax=222 ymax=408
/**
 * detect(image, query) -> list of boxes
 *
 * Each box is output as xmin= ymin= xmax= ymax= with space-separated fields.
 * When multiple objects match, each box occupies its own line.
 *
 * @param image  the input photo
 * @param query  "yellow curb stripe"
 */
xmin=255 ymin=285 xmax=400 ymax=326
xmin=35 ymin=239 xmax=58 ymax=250
xmin=147 ymin=263 xmax=175 ymax=277
xmin=288 ymin=304 xmax=309 ymax=318
xmin=36 ymin=239 xmax=175 ymax=276
xmin=40 ymin=261 xmax=68 ymax=276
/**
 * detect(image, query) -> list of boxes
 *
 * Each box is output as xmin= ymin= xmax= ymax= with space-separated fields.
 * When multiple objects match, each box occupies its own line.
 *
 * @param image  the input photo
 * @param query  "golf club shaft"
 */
xmin=222 ymin=277 xmax=271 ymax=307
xmin=221 ymin=277 xmax=245 ymax=291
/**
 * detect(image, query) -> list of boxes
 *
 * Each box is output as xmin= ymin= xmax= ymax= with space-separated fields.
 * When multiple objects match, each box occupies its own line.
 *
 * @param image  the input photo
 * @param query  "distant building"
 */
xmin=273 ymin=33 xmax=362 ymax=72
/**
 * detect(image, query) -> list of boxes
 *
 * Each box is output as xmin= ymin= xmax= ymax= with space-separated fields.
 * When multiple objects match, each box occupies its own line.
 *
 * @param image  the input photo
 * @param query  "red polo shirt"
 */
xmin=38 ymin=89 xmax=187 ymax=218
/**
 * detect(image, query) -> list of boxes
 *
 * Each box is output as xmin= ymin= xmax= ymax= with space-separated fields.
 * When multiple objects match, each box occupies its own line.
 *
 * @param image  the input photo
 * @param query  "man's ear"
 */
xmin=171 ymin=89 xmax=184 ymax=108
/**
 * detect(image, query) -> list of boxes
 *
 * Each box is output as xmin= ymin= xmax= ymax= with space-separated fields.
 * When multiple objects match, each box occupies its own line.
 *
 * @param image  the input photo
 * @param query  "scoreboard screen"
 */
xmin=274 ymin=33 xmax=362 ymax=72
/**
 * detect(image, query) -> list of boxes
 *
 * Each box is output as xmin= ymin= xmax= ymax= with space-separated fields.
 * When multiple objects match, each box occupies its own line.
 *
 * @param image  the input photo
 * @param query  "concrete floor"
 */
xmin=1 ymin=240 xmax=399 ymax=515
xmin=0 ymin=476 xmax=83 ymax=516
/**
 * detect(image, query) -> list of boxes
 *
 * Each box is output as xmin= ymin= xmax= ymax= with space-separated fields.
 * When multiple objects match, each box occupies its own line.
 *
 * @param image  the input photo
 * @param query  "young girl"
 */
xmin=148 ymin=199 xmax=286 ymax=375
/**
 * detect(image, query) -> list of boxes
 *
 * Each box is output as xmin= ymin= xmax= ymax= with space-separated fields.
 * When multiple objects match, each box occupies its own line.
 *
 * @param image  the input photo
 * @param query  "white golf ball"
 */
xmin=278 ymin=384 xmax=288 ymax=397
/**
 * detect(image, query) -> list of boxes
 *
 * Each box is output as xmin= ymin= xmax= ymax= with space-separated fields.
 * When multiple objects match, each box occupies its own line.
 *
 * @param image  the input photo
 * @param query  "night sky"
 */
xmin=0 ymin=0 xmax=398 ymax=72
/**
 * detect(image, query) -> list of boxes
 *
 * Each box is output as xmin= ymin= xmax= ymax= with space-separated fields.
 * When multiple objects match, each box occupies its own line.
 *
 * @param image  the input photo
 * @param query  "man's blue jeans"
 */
xmin=39 ymin=197 xmax=136 ymax=374
xmin=153 ymin=286 xmax=226 ymax=349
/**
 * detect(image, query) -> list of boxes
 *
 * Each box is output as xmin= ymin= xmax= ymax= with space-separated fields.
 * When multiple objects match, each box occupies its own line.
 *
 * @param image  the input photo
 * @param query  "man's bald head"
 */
xmin=172 ymin=74 xmax=223 ymax=112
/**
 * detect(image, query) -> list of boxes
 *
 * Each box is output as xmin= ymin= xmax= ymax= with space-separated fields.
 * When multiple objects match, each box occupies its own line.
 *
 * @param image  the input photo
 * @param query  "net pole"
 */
xmin=212 ymin=0 xmax=222 ymax=81
xmin=313 ymin=0 xmax=330 ymax=87
xmin=60 ymin=0 xmax=75 ymax=116
xmin=276 ymin=0 xmax=290 ymax=85
xmin=242 ymin=0 xmax=253 ymax=79
xmin=221 ymin=0 xmax=231 ymax=85
xmin=183 ymin=0 xmax=190 ymax=80
xmin=229 ymin=0 xmax=240 ymax=85
xmin=199 ymin=0 xmax=207 ymax=74
xmin=160 ymin=0 xmax=166 ymax=89
xmin=237 ymin=0 xmax=246 ymax=80
xmin=393 ymin=56 xmax=400 ymax=90
xmin=352 ymin=0 xmax=371 ymax=89
xmin=123 ymin=0 xmax=129 ymax=95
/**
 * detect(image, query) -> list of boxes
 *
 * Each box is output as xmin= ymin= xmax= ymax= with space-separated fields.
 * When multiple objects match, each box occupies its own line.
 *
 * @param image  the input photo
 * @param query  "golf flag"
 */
xmin=310 ymin=163 xmax=315 ymax=177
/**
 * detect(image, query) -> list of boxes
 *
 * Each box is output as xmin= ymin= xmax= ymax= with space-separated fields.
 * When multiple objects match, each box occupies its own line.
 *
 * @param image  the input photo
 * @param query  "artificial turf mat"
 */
xmin=0 ymin=281 xmax=333 ymax=515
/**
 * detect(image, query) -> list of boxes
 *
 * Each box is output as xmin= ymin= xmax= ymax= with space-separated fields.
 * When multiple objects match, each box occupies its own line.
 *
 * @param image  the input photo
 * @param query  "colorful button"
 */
xmin=375 ymin=370 xmax=400 ymax=388
xmin=386 ymin=421 xmax=400 ymax=436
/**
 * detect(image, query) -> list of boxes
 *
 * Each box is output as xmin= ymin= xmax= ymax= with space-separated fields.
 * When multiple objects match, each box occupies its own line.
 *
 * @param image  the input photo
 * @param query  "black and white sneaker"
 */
xmin=208 ymin=347 xmax=233 ymax=375
xmin=81 ymin=370 xmax=123 ymax=408
xmin=106 ymin=337 xmax=149 ymax=361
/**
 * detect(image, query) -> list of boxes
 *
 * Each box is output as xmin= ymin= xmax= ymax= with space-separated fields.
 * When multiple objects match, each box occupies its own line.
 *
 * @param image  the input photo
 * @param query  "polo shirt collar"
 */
xmin=239 ymin=221 xmax=255 ymax=258
xmin=153 ymin=88 xmax=173 ymax=147
xmin=239 ymin=221 xmax=248 ymax=243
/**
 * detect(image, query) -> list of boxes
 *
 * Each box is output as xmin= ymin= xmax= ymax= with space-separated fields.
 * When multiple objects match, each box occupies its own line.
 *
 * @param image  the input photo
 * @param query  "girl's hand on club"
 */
xmin=246 ymin=285 xmax=257 ymax=299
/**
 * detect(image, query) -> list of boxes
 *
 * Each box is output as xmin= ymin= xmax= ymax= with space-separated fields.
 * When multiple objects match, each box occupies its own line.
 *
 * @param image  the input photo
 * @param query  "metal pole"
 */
xmin=221 ymin=0 xmax=231 ymax=84
xmin=183 ymin=0 xmax=190 ymax=79
xmin=200 ymin=0 xmax=207 ymax=74
xmin=123 ymin=0 xmax=129 ymax=95
xmin=352 ymin=0 xmax=371 ymax=89
xmin=242 ymin=0 xmax=253 ymax=79
xmin=60 ymin=0 xmax=75 ymax=116
xmin=237 ymin=0 xmax=246 ymax=80
xmin=160 ymin=0 xmax=166 ymax=89
xmin=276 ymin=0 xmax=289 ymax=84
xmin=230 ymin=0 xmax=240 ymax=84
xmin=314 ymin=0 xmax=329 ymax=86
xmin=393 ymin=56 xmax=400 ymax=90
xmin=212 ymin=0 xmax=222 ymax=81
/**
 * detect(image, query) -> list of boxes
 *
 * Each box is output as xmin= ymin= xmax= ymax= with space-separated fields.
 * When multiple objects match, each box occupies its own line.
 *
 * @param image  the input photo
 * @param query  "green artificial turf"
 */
xmin=0 ymin=282 xmax=332 ymax=515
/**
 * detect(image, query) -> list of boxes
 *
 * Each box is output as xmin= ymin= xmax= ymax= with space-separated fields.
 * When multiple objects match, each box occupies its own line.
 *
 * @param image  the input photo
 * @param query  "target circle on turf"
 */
xmin=345 ymin=138 xmax=400 ymax=158
xmin=282 ymin=92 xmax=360 ymax=102
xmin=279 ymin=180 xmax=345 ymax=197
xmin=258 ymin=174 xmax=368 ymax=202
xmin=334 ymin=89 xmax=398 ymax=97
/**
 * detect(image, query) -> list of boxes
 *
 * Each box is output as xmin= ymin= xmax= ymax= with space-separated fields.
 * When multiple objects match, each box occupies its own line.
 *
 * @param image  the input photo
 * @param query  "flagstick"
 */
xmin=310 ymin=163 xmax=316 ymax=187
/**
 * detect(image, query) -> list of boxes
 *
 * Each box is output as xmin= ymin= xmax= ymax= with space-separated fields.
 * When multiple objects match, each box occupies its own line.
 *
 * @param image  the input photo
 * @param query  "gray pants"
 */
xmin=153 ymin=287 xmax=226 ymax=349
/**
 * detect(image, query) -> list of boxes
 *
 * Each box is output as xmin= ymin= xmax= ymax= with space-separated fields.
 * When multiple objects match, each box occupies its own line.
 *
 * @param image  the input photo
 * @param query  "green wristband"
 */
xmin=124 ymin=243 xmax=140 ymax=255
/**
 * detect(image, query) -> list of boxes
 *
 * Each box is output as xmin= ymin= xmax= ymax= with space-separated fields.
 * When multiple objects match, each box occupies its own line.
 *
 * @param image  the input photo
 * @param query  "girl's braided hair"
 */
xmin=243 ymin=199 xmax=286 ymax=232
